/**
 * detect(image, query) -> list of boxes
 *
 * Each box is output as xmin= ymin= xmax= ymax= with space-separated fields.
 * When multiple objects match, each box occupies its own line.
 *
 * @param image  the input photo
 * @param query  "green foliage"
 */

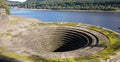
xmin=10 ymin=20 xmax=19 ymax=25
xmin=0 ymin=31 xmax=12 ymax=37
xmin=0 ymin=0 xmax=10 ymax=14
xmin=15 ymin=0 xmax=120 ymax=10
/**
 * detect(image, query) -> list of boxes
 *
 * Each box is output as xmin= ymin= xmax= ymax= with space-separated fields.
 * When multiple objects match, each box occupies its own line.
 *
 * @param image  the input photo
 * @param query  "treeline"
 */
xmin=13 ymin=0 xmax=120 ymax=10
xmin=0 ymin=0 xmax=9 ymax=14
xmin=7 ymin=1 xmax=22 ymax=7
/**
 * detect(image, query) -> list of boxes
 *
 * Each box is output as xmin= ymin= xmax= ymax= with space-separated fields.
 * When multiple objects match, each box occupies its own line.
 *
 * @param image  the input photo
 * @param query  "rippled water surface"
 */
xmin=10 ymin=9 xmax=120 ymax=33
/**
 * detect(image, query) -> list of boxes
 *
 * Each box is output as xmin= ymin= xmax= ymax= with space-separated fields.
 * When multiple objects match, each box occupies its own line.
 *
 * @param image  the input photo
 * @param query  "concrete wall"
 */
xmin=0 ymin=14 xmax=9 ymax=22
xmin=0 ymin=9 xmax=6 ymax=14
xmin=0 ymin=9 xmax=9 ymax=25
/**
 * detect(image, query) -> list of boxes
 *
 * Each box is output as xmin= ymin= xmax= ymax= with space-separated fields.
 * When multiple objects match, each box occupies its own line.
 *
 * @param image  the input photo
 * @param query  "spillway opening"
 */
xmin=19 ymin=27 xmax=99 ymax=53
xmin=53 ymin=29 xmax=93 ymax=52
xmin=4 ymin=25 xmax=109 ymax=58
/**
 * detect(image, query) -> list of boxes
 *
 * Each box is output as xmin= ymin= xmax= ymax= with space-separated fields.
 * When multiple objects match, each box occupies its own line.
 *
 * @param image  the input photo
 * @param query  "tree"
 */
xmin=9 ymin=0 xmax=120 ymax=10
xmin=0 ymin=0 xmax=10 ymax=14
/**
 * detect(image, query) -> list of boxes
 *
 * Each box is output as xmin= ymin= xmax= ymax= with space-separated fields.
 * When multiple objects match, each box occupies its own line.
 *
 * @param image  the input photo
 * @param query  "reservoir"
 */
xmin=10 ymin=9 xmax=120 ymax=33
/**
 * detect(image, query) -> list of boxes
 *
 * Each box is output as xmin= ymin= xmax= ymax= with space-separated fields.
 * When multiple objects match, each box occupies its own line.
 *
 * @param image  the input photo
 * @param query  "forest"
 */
xmin=9 ymin=0 xmax=120 ymax=10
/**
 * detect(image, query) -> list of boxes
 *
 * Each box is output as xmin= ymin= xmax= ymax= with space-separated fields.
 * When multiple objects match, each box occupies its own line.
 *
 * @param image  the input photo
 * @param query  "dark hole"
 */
xmin=54 ymin=29 xmax=93 ymax=52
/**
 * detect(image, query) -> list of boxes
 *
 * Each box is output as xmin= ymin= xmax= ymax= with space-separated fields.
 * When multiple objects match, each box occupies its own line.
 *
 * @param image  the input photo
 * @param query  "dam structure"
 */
xmin=0 ymin=15 xmax=119 ymax=62
xmin=9 ymin=26 xmax=109 ymax=58
xmin=0 ymin=18 xmax=109 ymax=58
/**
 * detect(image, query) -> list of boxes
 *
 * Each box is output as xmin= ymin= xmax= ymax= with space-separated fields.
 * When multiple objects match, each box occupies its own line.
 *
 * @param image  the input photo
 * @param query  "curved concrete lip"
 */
xmin=7 ymin=26 xmax=109 ymax=58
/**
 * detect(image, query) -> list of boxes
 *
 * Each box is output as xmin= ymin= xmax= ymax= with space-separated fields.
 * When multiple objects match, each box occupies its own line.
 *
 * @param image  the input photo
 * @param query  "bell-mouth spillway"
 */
xmin=53 ymin=28 xmax=99 ymax=52
xmin=4 ymin=26 xmax=109 ymax=58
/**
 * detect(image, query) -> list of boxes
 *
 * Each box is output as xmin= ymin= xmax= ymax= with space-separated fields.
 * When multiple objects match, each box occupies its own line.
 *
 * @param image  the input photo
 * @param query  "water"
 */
xmin=10 ymin=9 xmax=120 ymax=33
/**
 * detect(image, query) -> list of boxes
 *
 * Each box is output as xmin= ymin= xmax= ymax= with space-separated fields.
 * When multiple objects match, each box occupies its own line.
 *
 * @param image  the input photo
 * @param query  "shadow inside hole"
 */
xmin=54 ymin=29 xmax=93 ymax=52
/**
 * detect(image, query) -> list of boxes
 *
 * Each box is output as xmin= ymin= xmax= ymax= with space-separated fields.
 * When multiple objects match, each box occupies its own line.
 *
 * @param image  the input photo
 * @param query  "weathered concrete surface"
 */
xmin=0 ymin=14 xmax=9 ymax=22
xmin=100 ymin=52 xmax=120 ymax=62
xmin=0 ymin=56 xmax=22 ymax=62
xmin=0 ymin=16 xmax=119 ymax=62
xmin=0 ymin=16 xmax=41 ymax=62
xmin=4 ymin=26 xmax=108 ymax=58
xmin=0 ymin=9 xmax=9 ymax=26
xmin=0 ymin=16 xmax=109 ymax=59
xmin=108 ymin=52 xmax=120 ymax=62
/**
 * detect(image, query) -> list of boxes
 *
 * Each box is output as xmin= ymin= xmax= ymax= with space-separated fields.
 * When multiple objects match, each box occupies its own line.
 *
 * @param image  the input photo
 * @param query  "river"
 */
xmin=10 ymin=9 xmax=120 ymax=33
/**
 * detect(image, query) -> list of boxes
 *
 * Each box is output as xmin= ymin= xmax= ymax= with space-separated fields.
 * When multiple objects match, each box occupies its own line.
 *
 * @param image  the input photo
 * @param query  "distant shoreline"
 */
xmin=11 ymin=8 xmax=120 ymax=12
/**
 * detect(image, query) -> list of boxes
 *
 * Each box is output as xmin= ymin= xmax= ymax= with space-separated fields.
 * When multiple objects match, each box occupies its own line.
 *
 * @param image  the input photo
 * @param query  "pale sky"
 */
xmin=9 ymin=0 xmax=26 ymax=2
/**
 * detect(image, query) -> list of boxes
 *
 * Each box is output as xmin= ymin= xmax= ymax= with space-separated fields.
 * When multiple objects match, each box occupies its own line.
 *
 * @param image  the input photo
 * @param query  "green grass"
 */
xmin=0 ymin=32 xmax=12 ymax=37
xmin=86 ymin=26 xmax=120 ymax=59
xmin=0 ymin=46 xmax=47 ymax=62
xmin=10 ymin=20 xmax=19 ymax=25
xmin=31 ymin=22 xmax=80 ymax=27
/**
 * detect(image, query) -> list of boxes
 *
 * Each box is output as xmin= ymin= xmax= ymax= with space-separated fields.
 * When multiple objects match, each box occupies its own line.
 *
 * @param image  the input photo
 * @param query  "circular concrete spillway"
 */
xmin=53 ymin=28 xmax=98 ymax=52
xmin=8 ymin=26 xmax=109 ymax=58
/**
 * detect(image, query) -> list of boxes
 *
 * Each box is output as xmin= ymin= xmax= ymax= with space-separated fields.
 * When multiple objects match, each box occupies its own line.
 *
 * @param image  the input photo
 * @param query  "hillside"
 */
xmin=17 ymin=0 xmax=120 ymax=10
xmin=7 ymin=1 xmax=21 ymax=7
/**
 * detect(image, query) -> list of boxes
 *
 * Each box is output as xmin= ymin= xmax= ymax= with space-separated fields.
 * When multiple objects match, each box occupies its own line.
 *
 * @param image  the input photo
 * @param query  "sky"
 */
xmin=9 ymin=0 xmax=26 ymax=2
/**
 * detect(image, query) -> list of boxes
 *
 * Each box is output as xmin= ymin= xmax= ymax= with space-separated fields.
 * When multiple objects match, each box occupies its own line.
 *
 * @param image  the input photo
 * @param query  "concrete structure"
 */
xmin=0 ymin=8 xmax=9 ymax=25
xmin=0 ymin=26 xmax=109 ymax=58
xmin=0 ymin=16 xmax=118 ymax=62
xmin=0 ymin=9 xmax=6 ymax=14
